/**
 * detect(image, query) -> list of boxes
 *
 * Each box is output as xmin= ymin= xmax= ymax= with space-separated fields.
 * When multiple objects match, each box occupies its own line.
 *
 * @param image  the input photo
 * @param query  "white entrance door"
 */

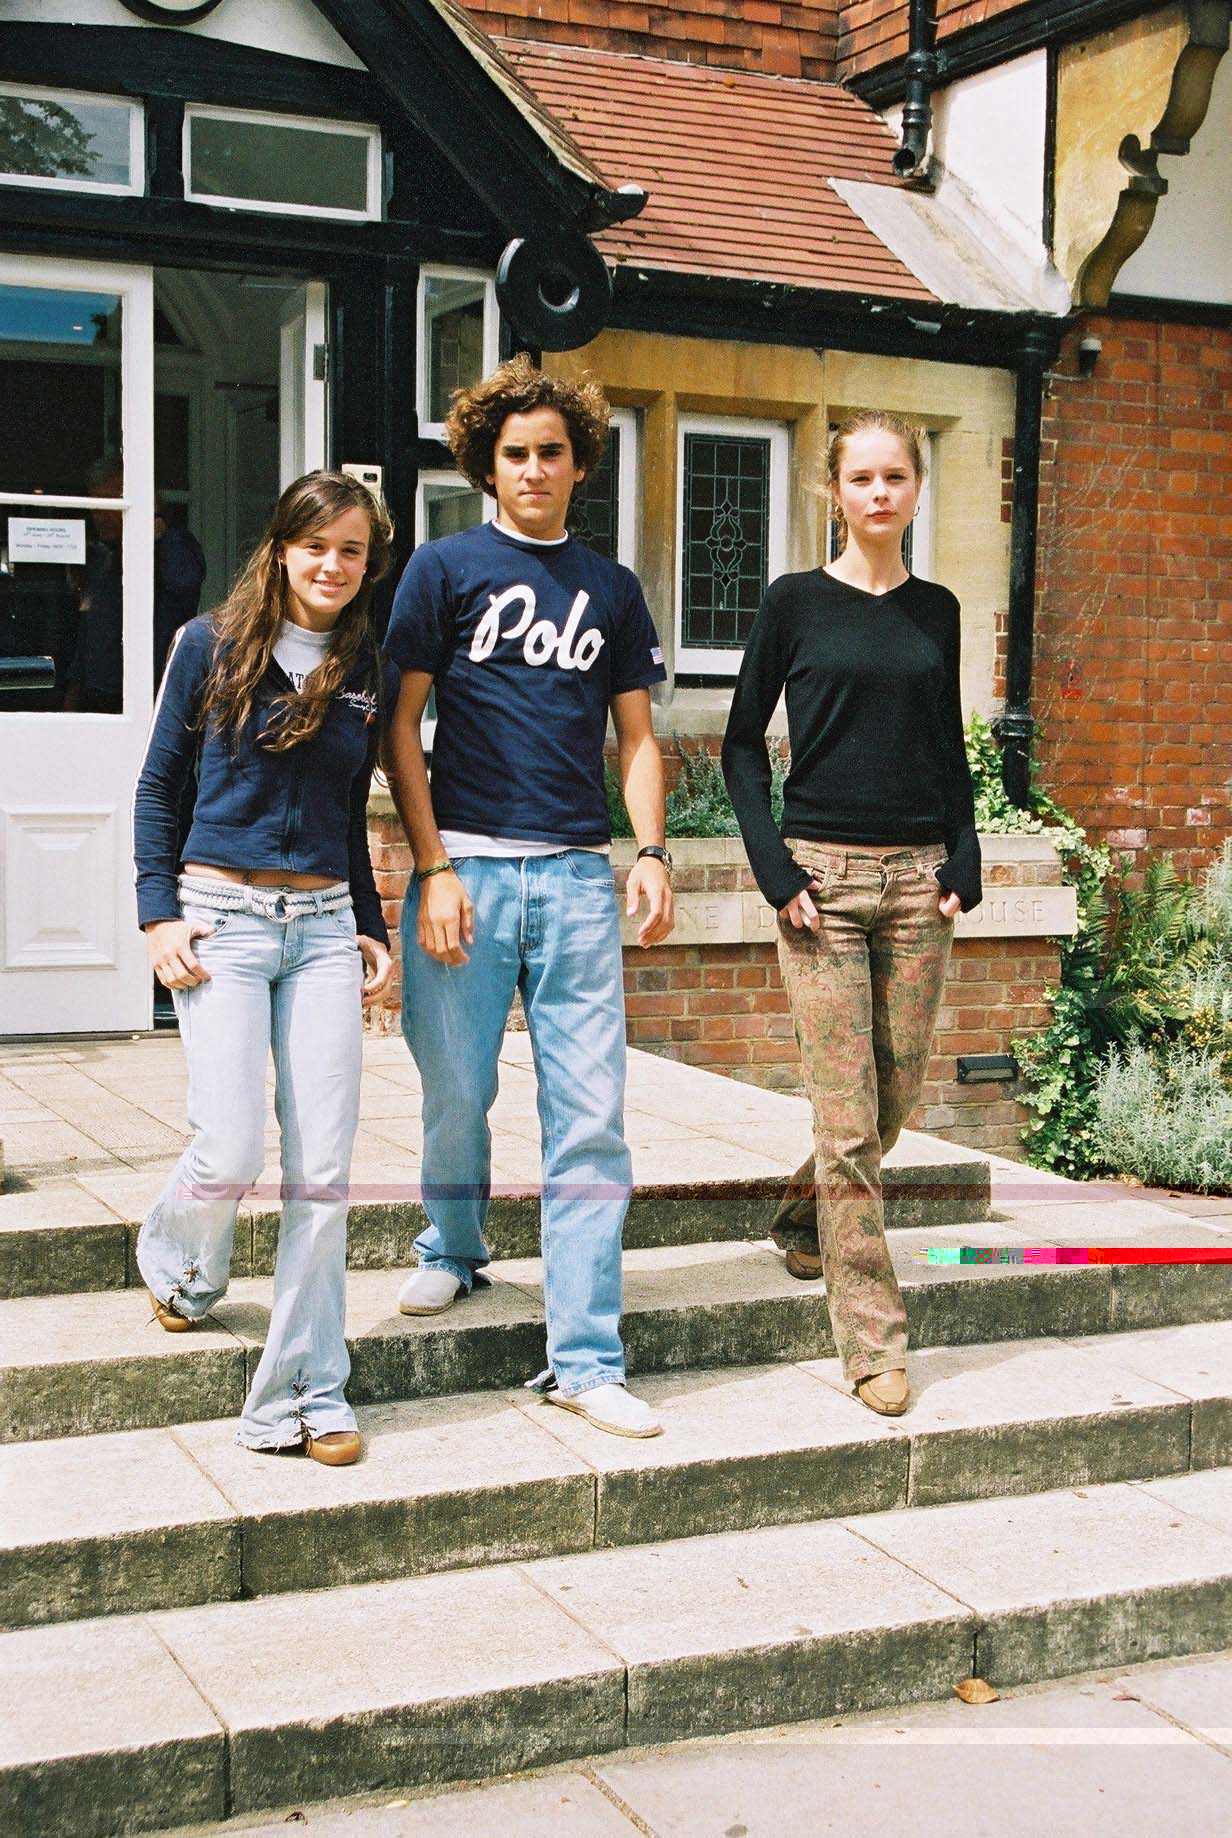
xmin=0 ymin=256 xmax=155 ymax=1035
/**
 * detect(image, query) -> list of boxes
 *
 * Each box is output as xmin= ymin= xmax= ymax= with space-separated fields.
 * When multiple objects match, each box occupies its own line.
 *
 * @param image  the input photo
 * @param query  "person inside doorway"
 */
xmin=722 ymin=411 xmax=982 ymax=1420
xmin=133 ymin=469 xmax=395 ymax=1467
xmin=384 ymin=355 xmax=674 ymax=1440
xmin=64 ymin=458 xmax=207 ymax=708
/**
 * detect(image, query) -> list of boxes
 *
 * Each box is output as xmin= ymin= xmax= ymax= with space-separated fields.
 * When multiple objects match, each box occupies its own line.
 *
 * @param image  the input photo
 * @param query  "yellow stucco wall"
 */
xmin=547 ymin=329 xmax=1014 ymax=723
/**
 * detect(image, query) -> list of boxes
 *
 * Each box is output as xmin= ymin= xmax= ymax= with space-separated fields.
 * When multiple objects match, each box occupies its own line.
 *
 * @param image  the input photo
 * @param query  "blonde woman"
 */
xmin=133 ymin=471 xmax=395 ymax=1464
xmin=722 ymin=413 xmax=981 ymax=1416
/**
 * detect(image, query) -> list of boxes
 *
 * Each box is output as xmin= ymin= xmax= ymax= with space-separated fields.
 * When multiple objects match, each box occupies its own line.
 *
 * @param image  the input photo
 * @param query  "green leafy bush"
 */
xmin=1094 ymin=1041 xmax=1232 ymax=1192
xmin=606 ymin=746 xmax=786 ymax=841
xmin=1018 ymin=833 xmax=1232 ymax=1183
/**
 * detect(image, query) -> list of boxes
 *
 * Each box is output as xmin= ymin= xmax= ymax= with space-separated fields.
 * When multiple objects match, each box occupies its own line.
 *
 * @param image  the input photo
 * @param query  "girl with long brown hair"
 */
xmin=723 ymin=412 xmax=981 ymax=1418
xmin=133 ymin=470 xmax=395 ymax=1465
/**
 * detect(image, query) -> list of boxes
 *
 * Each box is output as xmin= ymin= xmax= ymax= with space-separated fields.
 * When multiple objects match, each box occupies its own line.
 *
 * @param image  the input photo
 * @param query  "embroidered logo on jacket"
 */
xmin=469 ymin=585 xmax=605 ymax=672
xmin=339 ymin=688 xmax=378 ymax=720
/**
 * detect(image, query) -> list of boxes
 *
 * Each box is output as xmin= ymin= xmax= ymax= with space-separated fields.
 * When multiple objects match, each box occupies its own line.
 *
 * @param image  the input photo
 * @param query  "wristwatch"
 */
xmin=636 ymin=845 xmax=673 ymax=873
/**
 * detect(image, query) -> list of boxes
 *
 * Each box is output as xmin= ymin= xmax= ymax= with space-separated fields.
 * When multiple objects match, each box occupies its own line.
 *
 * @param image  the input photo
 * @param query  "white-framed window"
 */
xmin=414 ymin=468 xmax=494 ymax=547
xmin=566 ymin=405 xmax=639 ymax=567
xmin=826 ymin=427 xmax=934 ymax=577
xmin=0 ymin=83 xmax=143 ymax=196
xmin=676 ymin=414 xmax=788 ymax=676
xmin=183 ymin=106 xmax=381 ymax=220
xmin=416 ymin=267 xmax=498 ymax=441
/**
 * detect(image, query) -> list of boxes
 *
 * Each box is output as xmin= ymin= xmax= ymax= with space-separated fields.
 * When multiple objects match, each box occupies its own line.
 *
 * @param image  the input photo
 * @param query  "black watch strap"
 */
xmin=636 ymin=845 xmax=673 ymax=872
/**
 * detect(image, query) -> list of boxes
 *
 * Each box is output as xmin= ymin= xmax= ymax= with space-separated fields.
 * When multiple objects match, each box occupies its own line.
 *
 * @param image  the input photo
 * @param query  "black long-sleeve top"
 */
xmin=721 ymin=569 xmax=982 ymax=913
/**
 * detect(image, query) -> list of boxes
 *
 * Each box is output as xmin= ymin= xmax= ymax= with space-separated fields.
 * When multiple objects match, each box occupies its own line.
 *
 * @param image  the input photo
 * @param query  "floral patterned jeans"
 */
xmin=773 ymin=841 xmax=954 ymax=1383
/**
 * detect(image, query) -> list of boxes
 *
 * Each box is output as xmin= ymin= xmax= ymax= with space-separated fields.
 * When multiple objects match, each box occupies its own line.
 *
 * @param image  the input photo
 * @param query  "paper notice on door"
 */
xmin=7 ymin=518 xmax=87 ymax=564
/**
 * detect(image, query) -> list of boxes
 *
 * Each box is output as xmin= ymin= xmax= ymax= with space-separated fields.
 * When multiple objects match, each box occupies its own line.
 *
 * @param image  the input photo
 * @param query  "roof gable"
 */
xmin=310 ymin=0 xmax=640 ymax=234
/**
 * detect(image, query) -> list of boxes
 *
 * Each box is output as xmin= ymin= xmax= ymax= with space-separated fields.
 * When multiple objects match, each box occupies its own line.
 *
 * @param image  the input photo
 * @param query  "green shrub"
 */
xmin=606 ymin=746 xmax=786 ymax=841
xmin=1094 ymin=1041 xmax=1232 ymax=1193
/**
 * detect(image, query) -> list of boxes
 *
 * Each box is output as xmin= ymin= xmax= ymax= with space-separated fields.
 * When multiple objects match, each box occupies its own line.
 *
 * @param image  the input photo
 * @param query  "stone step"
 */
xmin=3 ymin=1321 xmax=1229 ymax=1633
xmin=4 ymin=1467 xmax=1231 ymax=1837
xmin=0 ymin=1130 xmax=989 ymax=1300
xmin=5 ymin=1225 xmax=1231 ymax=1445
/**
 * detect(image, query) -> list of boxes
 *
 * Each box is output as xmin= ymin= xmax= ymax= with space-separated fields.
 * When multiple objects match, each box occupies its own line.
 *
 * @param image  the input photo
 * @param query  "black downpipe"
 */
xmin=996 ymin=324 xmax=1053 ymax=808
xmin=893 ymin=0 xmax=939 ymax=178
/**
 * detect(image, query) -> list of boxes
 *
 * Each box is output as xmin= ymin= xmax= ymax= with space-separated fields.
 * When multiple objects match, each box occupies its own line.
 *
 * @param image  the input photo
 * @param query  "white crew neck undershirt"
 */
xmin=493 ymin=520 xmax=569 ymax=548
xmin=273 ymin=619 xmax=333 ymax=691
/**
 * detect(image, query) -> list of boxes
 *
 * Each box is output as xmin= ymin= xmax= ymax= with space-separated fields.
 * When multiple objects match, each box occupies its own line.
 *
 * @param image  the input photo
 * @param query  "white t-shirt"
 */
xmin=273 ymin=619 xmax=333 ymax=690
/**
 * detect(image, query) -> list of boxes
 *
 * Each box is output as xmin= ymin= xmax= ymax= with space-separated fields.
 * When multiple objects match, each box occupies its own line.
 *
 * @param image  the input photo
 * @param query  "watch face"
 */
xmin=120 ymin=1 xmax=226 ymax=21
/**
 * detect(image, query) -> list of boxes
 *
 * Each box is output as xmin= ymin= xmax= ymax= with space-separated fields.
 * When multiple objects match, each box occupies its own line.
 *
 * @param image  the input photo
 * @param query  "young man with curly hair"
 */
xmin=383 ymin=356 xmax=674 ymax=1438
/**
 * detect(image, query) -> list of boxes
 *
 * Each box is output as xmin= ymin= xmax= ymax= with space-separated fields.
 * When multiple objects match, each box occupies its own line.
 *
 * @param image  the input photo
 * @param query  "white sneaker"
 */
xmin=546 ymin=1383 xmax=663 ymax=1438
xmin=397 ymin=1269 xmax=463 ymax=1316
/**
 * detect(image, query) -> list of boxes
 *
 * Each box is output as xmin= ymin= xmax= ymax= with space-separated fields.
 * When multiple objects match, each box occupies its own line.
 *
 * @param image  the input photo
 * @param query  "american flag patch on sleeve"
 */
xmin=651 ymin=646 xmax=663 ymax=665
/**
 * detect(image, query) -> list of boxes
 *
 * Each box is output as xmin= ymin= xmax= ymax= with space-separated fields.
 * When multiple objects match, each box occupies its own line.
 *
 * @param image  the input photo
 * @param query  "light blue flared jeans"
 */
xmin=401 ymin=850 xmax=633 ymax=1399
xmin=137 ymin=882 xmax=363 ymax=1448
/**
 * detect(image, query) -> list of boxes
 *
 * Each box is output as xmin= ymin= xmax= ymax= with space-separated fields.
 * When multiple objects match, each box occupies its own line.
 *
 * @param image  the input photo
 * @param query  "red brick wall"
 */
xmin=464 ymin=1 xmax=839 ymax=78
xmin=1032 ymin=315 xmax=1232 ymax=872
xmin=837 ymin=0 xmax=1036 ymax=82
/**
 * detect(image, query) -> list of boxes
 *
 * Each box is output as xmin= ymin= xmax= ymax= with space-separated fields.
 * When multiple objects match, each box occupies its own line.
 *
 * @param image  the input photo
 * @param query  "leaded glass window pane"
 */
xmin=0 ymin=89 xmax=137 ymax=191
xmin=423 ymin=276 xmax=486 ymax=425
xmin=682 ymin=433 xmax=770 ymax=650
xmin=566 ymin=427 xmax=619 ymax=559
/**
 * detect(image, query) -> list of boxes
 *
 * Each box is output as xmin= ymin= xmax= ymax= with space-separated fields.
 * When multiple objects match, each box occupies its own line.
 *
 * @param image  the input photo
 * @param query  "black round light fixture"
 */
xmin=496 ymin=230 xmax=613 ymax=352
xmin=120 ymin=1 xmax=226 ymax=22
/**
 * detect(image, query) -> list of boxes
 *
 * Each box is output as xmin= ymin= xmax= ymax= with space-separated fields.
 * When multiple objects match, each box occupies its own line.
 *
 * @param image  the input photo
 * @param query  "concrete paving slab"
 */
xmin=806 ymin=1334 xmax=1192 ymax=1505
xmin=156 ymin=1567 xmax=626 ymax=1810
xmin=994 ymin=1201 xmax=1232 ymax=1248
xmin=0 ymin=1182 xmax=128 ymax=1298
xmin=1138 ymin=1466 xmax=1232 ymax=1539
xmin=0 ymin=1286 xmax=248 ymax=1442
xmin=1126 ymin=1650 xmax=1232 ymax=1753
xmin=1078 ymin=1320 xmax=1232 ymax=1467
xmin=515 ymin=1362 xmax=905 ymax=1544
xmin=595 ymin=1678 xmax=1232 ymax=1838
xmin=526 ymin=1517 xmax=974 ymax=1745
xmin=174 ymin=1390 xmax=594 ymax=1594
xmin=0 ymin=1427 xmax=239 ymax=1627
xmin=849 ymin=1478 xmax=1232 ymax=1685
xmin=0 ymin=1119 xmax=119 ymax=1180
xmin=0 ymin=1615 xmax=224 ymax=1837
xmin=149 ymin=1775 xmax=638 ymax=1838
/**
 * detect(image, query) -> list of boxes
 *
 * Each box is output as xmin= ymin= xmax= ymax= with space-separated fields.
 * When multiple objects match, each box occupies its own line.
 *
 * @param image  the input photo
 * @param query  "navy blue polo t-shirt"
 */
xmin=384 ymin=522 xmax=666 ymax=844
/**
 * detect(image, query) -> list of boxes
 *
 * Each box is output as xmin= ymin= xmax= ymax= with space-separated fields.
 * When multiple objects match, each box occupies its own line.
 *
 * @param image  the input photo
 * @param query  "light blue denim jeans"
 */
xmin=401 ymin=851 xmax=632 ymax=1398
xmin=137 ymin=880 xmax=364 ymax=1448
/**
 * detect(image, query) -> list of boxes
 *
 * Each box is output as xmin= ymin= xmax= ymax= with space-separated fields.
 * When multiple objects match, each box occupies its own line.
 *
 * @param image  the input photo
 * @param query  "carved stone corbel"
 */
xmin=1053 ymin=1 xmax=1230 ymax=307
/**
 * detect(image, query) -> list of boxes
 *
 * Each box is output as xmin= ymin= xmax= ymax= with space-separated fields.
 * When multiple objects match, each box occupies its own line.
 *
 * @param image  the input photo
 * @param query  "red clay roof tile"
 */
xmin=500 ymin=41 xmax=935 ymax=298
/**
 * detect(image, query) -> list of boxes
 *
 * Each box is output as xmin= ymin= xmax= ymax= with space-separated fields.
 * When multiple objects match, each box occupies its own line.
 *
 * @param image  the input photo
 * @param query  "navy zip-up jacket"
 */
xmin=133 ymin=615 xmax=390 ymax=944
